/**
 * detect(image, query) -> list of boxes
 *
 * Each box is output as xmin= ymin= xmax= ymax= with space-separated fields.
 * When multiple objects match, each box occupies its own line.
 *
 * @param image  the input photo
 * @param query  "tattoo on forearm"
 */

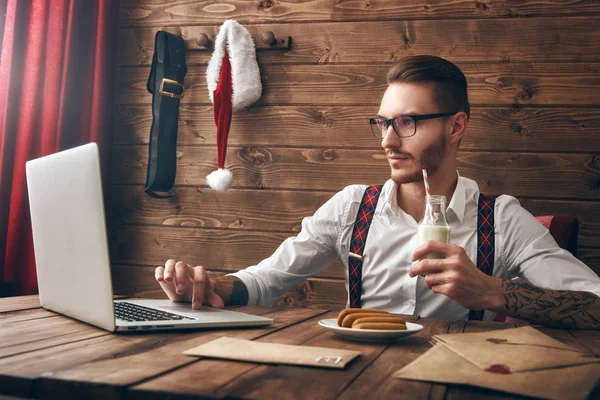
xmin=212 ymin=276 xmax=249 ymax=306
xmin=502 ymin=280 xmax=600 ymax=329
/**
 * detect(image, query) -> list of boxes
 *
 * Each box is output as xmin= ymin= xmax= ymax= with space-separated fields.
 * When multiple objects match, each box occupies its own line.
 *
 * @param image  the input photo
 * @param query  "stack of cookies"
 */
xmin=337 ymin=308 xmax=406 ymax=330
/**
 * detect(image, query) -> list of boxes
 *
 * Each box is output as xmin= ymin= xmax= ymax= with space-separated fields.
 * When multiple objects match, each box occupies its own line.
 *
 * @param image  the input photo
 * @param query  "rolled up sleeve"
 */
xmin=230 ymin=186 xmax=359 ymax=305
xmin=497 ymin=195 xmax=600 ymax=296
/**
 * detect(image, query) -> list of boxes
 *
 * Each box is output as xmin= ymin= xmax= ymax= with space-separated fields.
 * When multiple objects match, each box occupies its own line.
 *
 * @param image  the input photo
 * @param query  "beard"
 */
xmin=389 ymin=135 xmax=448 ymax=184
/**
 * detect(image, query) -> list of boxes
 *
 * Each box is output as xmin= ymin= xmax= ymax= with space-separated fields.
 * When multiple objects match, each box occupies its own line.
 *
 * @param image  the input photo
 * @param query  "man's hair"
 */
xmin=386 ymin=55 xmax=470 ymax=120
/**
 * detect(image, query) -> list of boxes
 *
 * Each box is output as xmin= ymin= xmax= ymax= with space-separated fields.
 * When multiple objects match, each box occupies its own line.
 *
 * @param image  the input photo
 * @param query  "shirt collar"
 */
xmin=447 ymin=171 xmax=466 ymax=224
xmin=379 ymin=171 xmax=468 ymax=224
xmin=378 ymin=179 xmax=398 ymax=216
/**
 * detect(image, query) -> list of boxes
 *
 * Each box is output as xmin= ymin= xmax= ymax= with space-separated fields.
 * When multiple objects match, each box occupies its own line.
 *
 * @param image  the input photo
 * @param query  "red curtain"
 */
xmin=0 ymin=0 xmax=120 ymax=296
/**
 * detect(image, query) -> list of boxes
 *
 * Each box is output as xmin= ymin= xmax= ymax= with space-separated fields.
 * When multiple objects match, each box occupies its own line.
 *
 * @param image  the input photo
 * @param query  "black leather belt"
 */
xmin=145 ymin=31 xmax=187 ymax=198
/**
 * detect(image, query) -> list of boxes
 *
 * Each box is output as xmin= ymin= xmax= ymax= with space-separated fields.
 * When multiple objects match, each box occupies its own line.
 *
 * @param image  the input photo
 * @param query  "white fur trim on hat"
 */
xmin=206 ymin=20 xmax=262 ymax=111
xmin=206 ymin=168 xmax=233 ymax=191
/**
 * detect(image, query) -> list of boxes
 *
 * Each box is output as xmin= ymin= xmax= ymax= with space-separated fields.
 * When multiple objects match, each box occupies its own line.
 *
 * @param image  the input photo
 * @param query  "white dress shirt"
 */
xmin=231 ymin=175 xmax=600 ymax=319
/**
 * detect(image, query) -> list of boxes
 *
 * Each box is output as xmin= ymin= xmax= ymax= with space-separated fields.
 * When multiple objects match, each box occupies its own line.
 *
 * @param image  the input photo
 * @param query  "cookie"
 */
xmin=351 ymin=316 xmax=406 ymax=327
xmin=342 ymin=312 xmax=392 ymax=328
xmin=353 ymin=322 xmax=407 ymax=330
xmin=336 ymin=308 xmax=389 ymax=326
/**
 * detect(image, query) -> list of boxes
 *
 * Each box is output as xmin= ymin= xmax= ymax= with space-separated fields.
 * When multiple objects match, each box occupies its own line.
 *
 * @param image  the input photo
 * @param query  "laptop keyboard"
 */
xmin=114 ymin=302 xmax=193 ymax=322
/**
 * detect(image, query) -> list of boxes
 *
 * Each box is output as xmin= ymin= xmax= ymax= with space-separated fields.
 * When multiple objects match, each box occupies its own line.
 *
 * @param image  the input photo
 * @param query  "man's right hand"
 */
xmin=155 ymin=259 xmax=225 ymax=310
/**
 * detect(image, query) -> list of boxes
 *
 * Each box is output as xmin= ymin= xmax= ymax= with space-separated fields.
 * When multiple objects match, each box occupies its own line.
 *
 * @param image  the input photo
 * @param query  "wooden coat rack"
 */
xmin=186 ymin=31 xmax=290 ymax=51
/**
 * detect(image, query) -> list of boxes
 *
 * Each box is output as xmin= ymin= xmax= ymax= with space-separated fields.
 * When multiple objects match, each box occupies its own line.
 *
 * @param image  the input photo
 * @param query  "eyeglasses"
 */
xmin=369 ymin=112 xmax=457 ymax=139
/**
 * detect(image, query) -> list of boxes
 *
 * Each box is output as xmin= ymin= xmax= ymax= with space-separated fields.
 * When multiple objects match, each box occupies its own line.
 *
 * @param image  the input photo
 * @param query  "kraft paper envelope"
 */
xmin=394 ymin=326 xmax=600 ymax=400
xmin=183 ymin=337 xmax=361 ymax=369
xmin=431 ymin=326 xmax=597 ymax=372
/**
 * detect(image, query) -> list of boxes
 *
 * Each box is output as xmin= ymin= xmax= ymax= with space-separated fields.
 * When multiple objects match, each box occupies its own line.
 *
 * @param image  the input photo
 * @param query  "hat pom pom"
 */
xmin=206 ymin=168 xmax=233 ymax=191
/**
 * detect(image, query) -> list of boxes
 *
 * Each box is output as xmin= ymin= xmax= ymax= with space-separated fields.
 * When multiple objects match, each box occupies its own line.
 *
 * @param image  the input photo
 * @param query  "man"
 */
xmin=155 ymin=55 xmax=600 ymax=329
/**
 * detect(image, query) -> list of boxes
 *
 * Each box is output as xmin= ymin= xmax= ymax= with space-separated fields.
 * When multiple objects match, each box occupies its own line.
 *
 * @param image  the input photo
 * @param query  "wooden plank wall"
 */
xmin=110 ymin=0 xmax=600 ymax=310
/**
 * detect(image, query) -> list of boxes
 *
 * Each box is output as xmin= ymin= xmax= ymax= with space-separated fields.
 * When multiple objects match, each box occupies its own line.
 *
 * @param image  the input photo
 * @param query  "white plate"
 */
xmin=318 ymin=318 xmax=423 ymax=342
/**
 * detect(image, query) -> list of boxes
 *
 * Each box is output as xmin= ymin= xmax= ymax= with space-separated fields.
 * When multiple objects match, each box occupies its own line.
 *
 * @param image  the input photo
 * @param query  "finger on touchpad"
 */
xmin=160 ymin=304 xmax=218 ymax=313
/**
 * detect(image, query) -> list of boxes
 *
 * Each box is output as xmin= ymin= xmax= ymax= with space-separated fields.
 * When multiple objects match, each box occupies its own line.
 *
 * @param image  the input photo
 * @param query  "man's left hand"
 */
xmin=409 ymin=241 xmax=501 ymax=310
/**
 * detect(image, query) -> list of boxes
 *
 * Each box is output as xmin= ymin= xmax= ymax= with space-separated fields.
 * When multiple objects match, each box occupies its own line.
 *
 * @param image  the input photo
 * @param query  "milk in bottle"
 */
xmin=417 ymin=195 xmax=450 ymax=259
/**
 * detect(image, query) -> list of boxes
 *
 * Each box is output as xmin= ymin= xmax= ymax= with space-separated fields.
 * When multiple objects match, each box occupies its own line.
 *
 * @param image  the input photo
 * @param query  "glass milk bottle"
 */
xmin=417 ymin=195 xmax=451 ymax=259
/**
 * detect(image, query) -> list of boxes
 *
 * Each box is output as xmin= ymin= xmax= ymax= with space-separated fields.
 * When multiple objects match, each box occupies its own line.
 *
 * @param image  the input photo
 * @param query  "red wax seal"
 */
xmin=484 ymin=364 xmax=512 ymax=374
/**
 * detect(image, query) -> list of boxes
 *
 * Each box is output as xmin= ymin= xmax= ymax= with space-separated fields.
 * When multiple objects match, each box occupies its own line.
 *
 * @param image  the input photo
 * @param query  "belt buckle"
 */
xmin=159 ymin=78 xmax=184 ymax=99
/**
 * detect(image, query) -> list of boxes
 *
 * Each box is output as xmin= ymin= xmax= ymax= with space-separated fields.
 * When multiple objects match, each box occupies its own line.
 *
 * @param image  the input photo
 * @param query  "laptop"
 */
xmin=25 ymin=142 xmax=273 ymax=332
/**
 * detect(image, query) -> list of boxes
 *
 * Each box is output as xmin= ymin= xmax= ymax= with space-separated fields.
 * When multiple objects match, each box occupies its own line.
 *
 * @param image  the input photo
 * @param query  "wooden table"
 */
xmin=1 ymin=295 xmax=599 ymax=400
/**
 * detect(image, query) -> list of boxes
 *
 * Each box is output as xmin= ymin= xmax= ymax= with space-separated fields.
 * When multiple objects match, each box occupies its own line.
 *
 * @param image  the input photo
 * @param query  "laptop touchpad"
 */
xmin=158 ymin=304 xmax=223 ymax=317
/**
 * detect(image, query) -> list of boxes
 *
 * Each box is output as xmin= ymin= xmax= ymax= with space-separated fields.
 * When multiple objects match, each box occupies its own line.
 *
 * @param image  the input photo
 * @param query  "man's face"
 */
xmin=377 ymin=82 xmax=451 ymax=184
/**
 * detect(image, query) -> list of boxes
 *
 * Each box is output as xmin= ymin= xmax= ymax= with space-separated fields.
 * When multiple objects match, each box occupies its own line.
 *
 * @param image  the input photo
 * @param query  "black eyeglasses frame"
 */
xmin=369 ymin=112 xmax=458 ymax=138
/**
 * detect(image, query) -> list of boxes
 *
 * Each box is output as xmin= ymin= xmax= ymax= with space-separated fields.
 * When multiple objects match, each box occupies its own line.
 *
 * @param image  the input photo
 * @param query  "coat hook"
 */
xmin=184 ymin=31 xmax=289 ymax=51
xmin=261 ymin=31 xmax=277 ymax=47
xmin=196 ymin=33 xmax=211 ymax=48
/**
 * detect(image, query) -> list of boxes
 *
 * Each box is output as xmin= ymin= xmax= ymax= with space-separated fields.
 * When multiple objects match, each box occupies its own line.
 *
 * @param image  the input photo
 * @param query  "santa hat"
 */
xmin=205 ymin=20 xmax=262 ymax=191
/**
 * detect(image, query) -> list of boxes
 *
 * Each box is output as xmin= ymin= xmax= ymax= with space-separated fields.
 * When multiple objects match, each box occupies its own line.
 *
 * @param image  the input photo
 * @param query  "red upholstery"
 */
xmin=492 ymin=216 xmax=579 ymax=324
